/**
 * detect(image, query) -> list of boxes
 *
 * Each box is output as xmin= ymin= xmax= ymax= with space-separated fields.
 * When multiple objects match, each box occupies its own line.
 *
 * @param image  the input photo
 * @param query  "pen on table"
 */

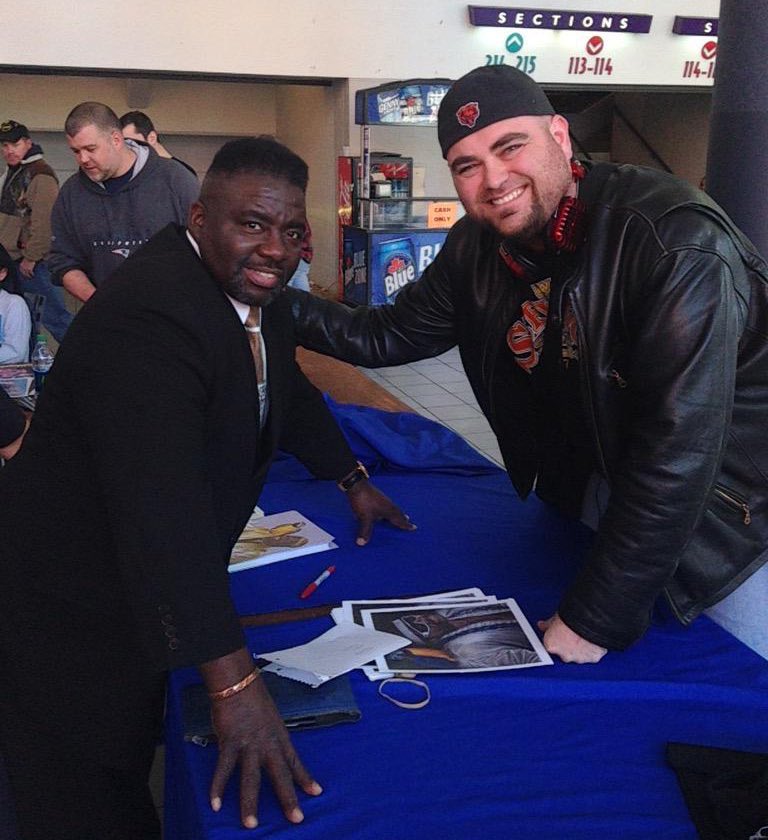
xmin=299 ymin=565 xmax=336 ymax=600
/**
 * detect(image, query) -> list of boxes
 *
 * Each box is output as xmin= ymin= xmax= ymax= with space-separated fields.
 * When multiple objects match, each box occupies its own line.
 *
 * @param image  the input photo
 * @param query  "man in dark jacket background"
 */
xmin=48 ymin=101 xmax=200 ymax=303
xmin=290 ymin=65 xmax=768 ymax=664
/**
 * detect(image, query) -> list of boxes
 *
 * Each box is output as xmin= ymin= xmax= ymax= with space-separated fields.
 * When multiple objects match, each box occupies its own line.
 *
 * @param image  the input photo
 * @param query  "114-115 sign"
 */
xmin=682 ymin=60 xmax=715 ymax=79
xmin=682 ymin=42 xmax=717 ymax=80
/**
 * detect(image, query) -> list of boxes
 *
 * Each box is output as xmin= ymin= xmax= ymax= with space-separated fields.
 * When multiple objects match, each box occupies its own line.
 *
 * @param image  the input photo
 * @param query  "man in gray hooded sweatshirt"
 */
xmin=48 ymin=101 xmax=199 ymax=303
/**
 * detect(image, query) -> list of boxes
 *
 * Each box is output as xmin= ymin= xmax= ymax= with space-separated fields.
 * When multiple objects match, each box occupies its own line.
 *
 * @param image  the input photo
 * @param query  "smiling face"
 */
xmin=188 ymin=171 xmax=306 ymax=308
xmin=446 ymin=114 xmax=574 ymax=249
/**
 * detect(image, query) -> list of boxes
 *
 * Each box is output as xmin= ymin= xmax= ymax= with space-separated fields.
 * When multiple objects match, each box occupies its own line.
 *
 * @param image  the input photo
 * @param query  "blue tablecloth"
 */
xmin=164 ymin=402 xmax=768 ymax=839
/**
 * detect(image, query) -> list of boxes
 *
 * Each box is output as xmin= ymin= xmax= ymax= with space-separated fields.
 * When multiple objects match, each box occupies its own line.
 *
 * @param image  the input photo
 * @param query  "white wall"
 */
xmin=3 ymin=0 xmax=720 ymax=85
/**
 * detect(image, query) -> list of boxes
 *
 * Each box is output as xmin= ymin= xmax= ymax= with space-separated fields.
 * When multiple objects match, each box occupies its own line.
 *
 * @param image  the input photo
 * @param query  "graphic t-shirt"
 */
xmin=502 ymin=252 xmax=594 ymax=513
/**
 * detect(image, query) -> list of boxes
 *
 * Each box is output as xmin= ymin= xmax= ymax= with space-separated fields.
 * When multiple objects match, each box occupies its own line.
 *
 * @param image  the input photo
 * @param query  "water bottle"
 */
xmin=31 ymin=333 xmax=54 ymax=394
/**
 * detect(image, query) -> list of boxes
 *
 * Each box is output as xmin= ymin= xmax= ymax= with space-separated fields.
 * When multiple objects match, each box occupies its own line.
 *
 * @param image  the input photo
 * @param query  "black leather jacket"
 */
xmin=290 ymin=162 xmax=768 ymax=649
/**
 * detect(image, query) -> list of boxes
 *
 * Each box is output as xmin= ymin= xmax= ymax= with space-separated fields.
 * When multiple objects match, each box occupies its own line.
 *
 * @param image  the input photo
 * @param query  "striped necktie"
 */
xmin=244 ymin=307 xmax=267 ymax=427
xmin=244 ymin=307 xmax=264 ymax=385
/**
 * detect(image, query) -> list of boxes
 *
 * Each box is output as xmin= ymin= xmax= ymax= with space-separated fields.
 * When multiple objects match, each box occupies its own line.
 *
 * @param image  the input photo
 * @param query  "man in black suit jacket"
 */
xmin=0 ymin=137 xmax=412 ymax=839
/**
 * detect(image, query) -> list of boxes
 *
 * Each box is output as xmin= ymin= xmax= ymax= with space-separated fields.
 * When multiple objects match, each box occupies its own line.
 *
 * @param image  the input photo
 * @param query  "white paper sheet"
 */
xmin=258 ymin=622 xmax=410 ymax=687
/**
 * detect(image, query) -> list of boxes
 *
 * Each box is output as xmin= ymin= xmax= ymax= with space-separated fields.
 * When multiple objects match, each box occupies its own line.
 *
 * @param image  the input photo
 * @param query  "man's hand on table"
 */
xmin=201 ymin=648 xmax=321 ymax=828
xmin=538 ymin=614 xmax=607 ymax=664
xmin=345 ymin=478 xmax=417 ymax=546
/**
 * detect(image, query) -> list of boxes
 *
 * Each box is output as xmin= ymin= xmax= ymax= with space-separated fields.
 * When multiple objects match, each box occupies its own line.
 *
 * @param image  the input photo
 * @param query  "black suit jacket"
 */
xmin=0 ymin=224 xmax=358 ymax=672
xmin=0 ymin=389 xmax=24 ymax=447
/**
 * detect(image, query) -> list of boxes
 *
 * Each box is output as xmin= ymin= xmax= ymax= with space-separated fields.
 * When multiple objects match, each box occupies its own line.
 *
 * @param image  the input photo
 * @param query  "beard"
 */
xmin=497 ymin=194 xmax=556 ymax=248
xmin=471 ymin=195 xmax=555 ymax=252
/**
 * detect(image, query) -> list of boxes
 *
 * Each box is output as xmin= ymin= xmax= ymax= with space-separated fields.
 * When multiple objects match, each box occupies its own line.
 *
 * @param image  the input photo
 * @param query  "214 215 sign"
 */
xmin=485 ymin=54 xmax=537 ymax=72
xmin=567 ymin=56 xmax=613 ymax=76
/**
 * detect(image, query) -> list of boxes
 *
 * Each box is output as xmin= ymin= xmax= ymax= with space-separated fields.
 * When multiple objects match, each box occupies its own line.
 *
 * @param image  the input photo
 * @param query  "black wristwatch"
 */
xmin=337 ymin=461 xmax=369 ymax=492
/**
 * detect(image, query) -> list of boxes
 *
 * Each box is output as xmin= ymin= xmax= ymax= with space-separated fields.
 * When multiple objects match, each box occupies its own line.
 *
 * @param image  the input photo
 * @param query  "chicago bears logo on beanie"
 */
xmin=456 ymin=102 xmax=480 ymax=129
xmin=437 ymin=65 xmax=555 ymax=158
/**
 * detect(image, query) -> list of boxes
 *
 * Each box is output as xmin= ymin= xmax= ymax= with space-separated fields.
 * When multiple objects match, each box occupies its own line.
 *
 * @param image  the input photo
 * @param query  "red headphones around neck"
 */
xmin=499 ymin=160 xmax=588 ymax=280
xmin=548 ymin=160 xmax=587 ymax=253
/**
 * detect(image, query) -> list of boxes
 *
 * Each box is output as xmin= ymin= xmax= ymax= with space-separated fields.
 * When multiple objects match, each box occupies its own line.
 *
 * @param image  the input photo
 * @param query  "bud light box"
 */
xmin=341 ymin=227 xmax=449 ymax=306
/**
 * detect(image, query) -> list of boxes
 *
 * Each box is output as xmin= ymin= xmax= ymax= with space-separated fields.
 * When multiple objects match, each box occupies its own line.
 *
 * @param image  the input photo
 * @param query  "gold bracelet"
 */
xmin=208 ymin=667 xmax=260 ymax=701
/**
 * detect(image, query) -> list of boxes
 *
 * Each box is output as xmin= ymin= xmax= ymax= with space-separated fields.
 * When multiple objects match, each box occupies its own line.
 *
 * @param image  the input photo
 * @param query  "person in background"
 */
xmin=0 ymin=244 xmax=30 ymax=364
xmin=289 ymin=64 xmax=768 ymax=663
xmin=119 ymin=109 xmax=197 ymax=176
xmin=0 ymin=135 xmax=413 ymax=839
xmin=48 ymin=102 xmax=199 ymax=302
xmin=0 ymin=244 xmax=30 ymax=462
xmin=0 ymin=120 xmax=72 ymax=343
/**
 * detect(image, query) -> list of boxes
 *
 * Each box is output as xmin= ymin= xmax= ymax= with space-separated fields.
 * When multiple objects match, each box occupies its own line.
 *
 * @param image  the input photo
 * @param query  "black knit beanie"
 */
xmin=437 ymin=65 xmax=554 ymax=158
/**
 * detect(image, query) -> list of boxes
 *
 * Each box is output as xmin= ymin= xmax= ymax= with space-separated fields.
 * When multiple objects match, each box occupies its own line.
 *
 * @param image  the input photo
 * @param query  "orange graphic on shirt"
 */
xmin=507 ymin=280 xmax=550 ymax=373
xmin=506 ymin=279 xmax=579 ymax=372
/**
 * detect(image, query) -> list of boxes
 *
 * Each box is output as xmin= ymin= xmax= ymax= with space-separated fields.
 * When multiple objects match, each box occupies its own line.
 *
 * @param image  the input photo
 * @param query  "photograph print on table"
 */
xmin=362 ymin=599 xmax=552 ymax=674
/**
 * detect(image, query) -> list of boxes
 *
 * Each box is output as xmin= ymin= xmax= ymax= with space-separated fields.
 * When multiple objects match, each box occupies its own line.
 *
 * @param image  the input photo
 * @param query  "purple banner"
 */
xmin=468 ymin=6 xmax=652 ymax=33
xmin=672 ymin=16 xmax=718 ymax=36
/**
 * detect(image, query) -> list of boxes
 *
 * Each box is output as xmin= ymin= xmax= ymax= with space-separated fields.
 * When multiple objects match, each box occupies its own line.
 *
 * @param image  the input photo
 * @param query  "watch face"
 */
xmin=339 ymin=464 xmax=368 ymax=491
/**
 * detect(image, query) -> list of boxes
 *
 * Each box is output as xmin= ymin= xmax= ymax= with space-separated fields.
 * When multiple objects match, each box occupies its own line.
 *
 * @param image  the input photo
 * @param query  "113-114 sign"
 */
xmin=568 ymin=56 xmax=613 ymax=76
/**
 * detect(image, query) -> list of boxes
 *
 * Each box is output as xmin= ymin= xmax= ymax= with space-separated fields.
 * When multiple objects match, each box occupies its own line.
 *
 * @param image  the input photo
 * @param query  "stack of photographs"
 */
xmin=330 ymin=588 xmax=553 ymax=680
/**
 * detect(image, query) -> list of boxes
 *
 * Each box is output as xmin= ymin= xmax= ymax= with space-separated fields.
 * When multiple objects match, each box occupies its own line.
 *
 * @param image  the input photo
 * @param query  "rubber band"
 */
xmin=378 ymin=677 xmax=431 ymax=709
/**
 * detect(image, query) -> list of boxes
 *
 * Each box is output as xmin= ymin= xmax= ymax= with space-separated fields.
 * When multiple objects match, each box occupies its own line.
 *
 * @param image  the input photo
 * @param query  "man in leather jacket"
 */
xmin=289 ymin=65 xmax=768 ymax=663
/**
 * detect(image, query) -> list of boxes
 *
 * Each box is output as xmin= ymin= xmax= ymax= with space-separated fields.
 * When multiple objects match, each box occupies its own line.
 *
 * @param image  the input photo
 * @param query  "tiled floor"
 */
xmin=357 ymin=347 xmax=504 ymax=467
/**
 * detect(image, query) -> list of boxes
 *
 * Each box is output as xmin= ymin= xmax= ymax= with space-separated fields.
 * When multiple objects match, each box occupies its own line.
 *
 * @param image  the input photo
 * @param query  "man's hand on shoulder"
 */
xmin=345 ymin=478 xmax=416 ymax=546
xmin=537 ymin=614 xmax=607 ymax=664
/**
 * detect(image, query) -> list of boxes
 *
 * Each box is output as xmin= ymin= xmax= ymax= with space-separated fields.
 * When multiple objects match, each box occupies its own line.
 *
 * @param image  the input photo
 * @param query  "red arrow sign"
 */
xmin=586 ymin=36 xmax=604 ymax=56
xmin=701 ymin=41 xmax=717 ymax=61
